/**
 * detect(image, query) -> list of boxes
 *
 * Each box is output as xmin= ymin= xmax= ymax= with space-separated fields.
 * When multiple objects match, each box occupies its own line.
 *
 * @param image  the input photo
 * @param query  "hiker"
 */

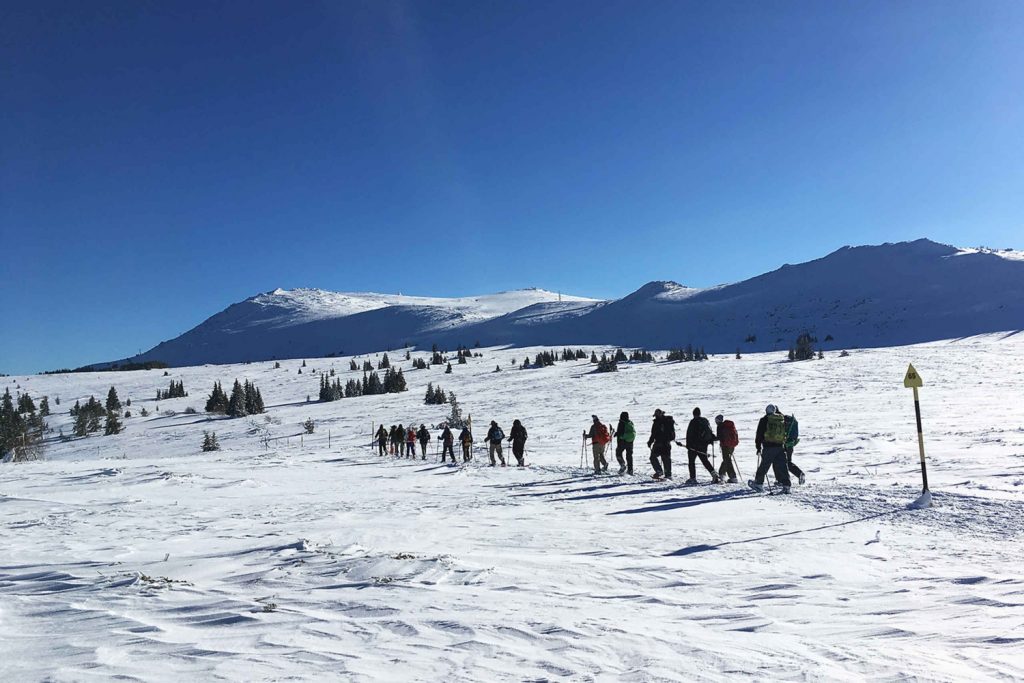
xmin=508 ymin=419 xmax=528 ymax=466
xmin=388 ymin=425 xmax=399 ymax=456
xmin=647 ymin=409 xmax=675 ymax=480
xmin=406 ymin=426 xmax=417 ymax=458
xmin=485 ymin=421 xmax=506 ymax=466
xmin=417 ymin=424 xmax=431 ymax=460
xmin=375 ymin=424 xmax=388 ymax=456
xmin=458 ymin=425 xmax=473 ymax=462
xmin=683 ymin=407 xmax=720 ymax=484
xmin=750 ymin=404 xmax=792 ymax=493
xmin=614 ymin=411 xmax=635 ymax=475
xmin=584 ymin=415 xmax=610 ymax=473
xmin=440 ymin=424 xmax=456 ymax=463
xmin=714 ymin=414 xmax=739 ymax=483
xmin=396 ymin=423 xmax=406 ymax=457
xmin=776 ymin=407 xmax=805 ymax=485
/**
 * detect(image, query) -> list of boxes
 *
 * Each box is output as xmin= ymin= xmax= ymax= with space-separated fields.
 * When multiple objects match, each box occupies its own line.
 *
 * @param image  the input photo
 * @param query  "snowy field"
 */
xmin=2 ymin=334 xmax=1023 ymax=681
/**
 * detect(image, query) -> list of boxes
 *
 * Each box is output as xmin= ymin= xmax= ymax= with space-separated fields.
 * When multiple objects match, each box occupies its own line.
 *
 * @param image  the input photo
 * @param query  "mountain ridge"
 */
xmin=94 ymin=239 xmax=1024 ymax=367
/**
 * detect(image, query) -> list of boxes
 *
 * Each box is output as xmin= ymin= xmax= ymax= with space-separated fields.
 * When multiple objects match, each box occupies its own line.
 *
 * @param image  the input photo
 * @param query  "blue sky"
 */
xmin=2 ymin=1 xmax=1022 ymax=373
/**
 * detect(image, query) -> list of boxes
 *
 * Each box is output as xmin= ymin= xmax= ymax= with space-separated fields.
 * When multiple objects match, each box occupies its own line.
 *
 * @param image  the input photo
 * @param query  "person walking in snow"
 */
xmin=388 ymin=425 xmax=400 ymax=456
xmin=396 ymin=423 xmax=406 ymax=457
xmin=586 ymin=415 xmax=611 ymax=473
xmin=508 ymin=419 xmax=528 ymax=466
xmin=458 ymin=425 xmax=473 ymax=462
xmin=647 ymin=409 xmax=676 ymax=480
xmin=375 ymin=424 xmax=388 ymax=456
xmin=417 ymin=424 xmax=431 ymax=460
xmin=614 ymin=411 xmax=636 ymax=475
xmin=440 ymin=424 xmax=456 ymax=463
xmin=406 ymin=426 xmax=418 ymax=458
xmin=683 ymin=407 xmax=720 ymax=484
xmin=714 ymin=414 xmax=740 ymax=483
xmin=776 ymin=407 xmax=805 ymax=485
xmin=750 ymin=404 xmax=792 ymax=493
xmin=485 ymin=421 xmax=506 ymax=466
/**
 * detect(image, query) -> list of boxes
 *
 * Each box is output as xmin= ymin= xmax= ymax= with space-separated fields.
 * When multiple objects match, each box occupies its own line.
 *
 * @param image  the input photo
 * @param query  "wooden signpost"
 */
xmin=904 ymin=363 xmax=932 ymax=508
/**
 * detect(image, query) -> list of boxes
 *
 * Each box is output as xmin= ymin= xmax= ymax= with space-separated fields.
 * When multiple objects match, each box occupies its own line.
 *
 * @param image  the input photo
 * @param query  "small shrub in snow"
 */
xmin=303 ymin=418 xmax=315 ymax=434
xmin=201 ymin=431 xmax=220 ymax=452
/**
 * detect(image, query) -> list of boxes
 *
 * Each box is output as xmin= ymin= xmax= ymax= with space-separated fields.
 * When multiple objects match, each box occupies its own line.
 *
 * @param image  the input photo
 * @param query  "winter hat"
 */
xmin=715 ymin=414 xmax=724 ymax=424
xmin=620 ymin=411 xmax=629 ymax=420
xmin=765 ymin=404 xmax=777 ymax=415
xmin=693 ymin=407 xmax=701 ymax=417
xmin=653 ymin=408 xmax=664 ymax=417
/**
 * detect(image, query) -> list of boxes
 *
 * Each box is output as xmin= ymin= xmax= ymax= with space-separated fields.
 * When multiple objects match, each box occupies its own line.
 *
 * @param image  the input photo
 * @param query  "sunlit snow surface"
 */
xmin=2 ymin=333 xmax=1023 ymax=681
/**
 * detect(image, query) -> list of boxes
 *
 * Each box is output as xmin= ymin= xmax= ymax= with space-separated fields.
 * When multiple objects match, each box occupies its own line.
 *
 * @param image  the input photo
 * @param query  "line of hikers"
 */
xmin=585 ymin=405 xmax=804 ymax=492
xmin=373 ymin=420 xmax=530 ymax=467
xmin=372 ymin=404 xmax=804 ymax=493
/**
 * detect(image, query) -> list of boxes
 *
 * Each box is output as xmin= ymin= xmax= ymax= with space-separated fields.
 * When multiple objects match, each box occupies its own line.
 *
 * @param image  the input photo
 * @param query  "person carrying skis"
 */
xmin=375 ymin=424 xmax=388 ymax=456
xmin=458 ymin=425 xmax=473 ymax=462
xmin=714 ymin=414 xmax=740 ymax=483
xmin=485 ymin=421 xmax=506 ymax=466
xmin=417 ymin=424 xmax=431 ymax=460
xmin=647 ymin=409 xmax=675 ymax=480
xmin=406 ymin=426 xmax=418 ymax=458
xmin=614 ymin=411 xmax=635 ymax=475
xmin=750 ymin=404 xmax=792 ymax=493
xmin=683 ymin=407 xmax=720 ymax=484
xmin=440 ymin=424 xmax=456 ymax=463
xmin=586 ymin=415 xmax=611 ymax=474
xmin=776 ymin=407 xmax=805 ymax=485
xmin=508 ymin=419 xmax=528 ymax=466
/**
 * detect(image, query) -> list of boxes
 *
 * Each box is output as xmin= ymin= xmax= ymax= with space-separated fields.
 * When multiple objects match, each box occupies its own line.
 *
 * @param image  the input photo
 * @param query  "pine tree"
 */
xmin=590 ymin=351 xmax=598 ymax=363
xmin=445 ymin=362 xmax=453 ymax=374
xmin=73 ymin=410 xmax=89 ymax=437
xmin=106 ymin=387 xmax=121 ymax=412
xmin=614 ymin=348 xmax=627 ymax=363
xmin=735 ymin=348 xmax=741 ymax=359
xmin=86 ymin=411 xmax=102 ymax=434
xmin=424 ymin=382 xmax=435 ymax=404
xmin=447 ymin=392 xmax=463 ymax=428
xmin=104 ymin=410 xmax=123 ymax=435
xmin=227 ymin=380 xmax=248 ymax=418
xmin=379 ymin=353 xmax=390 ymax=370
xmin=39 ymin=396 xmax=50 ymax=416
xmin=17 ymin=393 xmax=36 ymax=414
xmin=202 ymin=431 xmax=220 ymax=452
xmin=303 ymin=418 xmax=315 ymax=434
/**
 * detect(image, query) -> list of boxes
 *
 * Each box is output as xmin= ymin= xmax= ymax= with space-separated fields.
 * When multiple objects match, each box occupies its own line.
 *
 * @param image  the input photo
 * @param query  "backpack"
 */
xmin=700 ymin=418 xmax=715 ymax=445
xmin=764 ymin=413 xmax=787 ymax=445
xmin=653 ymin=416 xmax=675 ymax=443
xmin=720 ymin=420 xmax=739 ymax=449
xmin=622 ymin=420 xmax=636 ymax=443
xmin=594 ymin=423 xmax=610 ymax=444
xmin=784 ymin=415 xmax=800 ymax=448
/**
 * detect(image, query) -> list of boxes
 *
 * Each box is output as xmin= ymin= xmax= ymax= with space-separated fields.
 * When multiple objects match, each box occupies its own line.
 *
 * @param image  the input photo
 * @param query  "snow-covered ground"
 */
xmin=2 ymin=334 xmax=1023 ymax=681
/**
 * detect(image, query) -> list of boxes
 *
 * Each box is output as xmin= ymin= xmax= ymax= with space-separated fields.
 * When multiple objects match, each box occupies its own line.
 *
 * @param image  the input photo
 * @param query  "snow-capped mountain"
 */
xmin=100 ymin=239 xmax=1023 ymax=367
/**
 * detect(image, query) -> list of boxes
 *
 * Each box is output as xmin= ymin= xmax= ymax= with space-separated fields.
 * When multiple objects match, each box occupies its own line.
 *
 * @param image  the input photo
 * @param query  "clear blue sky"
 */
xmin=2 ymin=1 xmax=1022 ymax=374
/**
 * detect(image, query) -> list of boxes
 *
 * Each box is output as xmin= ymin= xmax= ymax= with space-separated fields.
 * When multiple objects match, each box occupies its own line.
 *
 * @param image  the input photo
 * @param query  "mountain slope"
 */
xmin=102 ymin=239 xmax=1023 ymax=367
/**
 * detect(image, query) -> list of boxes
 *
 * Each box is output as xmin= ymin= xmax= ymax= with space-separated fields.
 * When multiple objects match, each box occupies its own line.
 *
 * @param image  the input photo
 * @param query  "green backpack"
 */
xmin=622 ymin=420 xmax=636 ymax=443
xmin=764 ymin=413 xmax=787 ymax=445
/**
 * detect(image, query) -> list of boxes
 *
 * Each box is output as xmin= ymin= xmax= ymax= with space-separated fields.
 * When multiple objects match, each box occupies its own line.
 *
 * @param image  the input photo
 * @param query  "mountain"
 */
xmin=99 ymin=239 xmax=1024 ymax=367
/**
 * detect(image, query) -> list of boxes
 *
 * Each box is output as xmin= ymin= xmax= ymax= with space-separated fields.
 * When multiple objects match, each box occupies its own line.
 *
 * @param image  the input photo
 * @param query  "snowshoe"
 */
xmin=652 ymin=473 xmax=664 ymax=480
xmin=747 ymin=480 xmax=764 ymax=493
xmin=618 ymin=466 xmax=627 ymax=475
xmin=684 ymin=478 xmax=698 ymax=485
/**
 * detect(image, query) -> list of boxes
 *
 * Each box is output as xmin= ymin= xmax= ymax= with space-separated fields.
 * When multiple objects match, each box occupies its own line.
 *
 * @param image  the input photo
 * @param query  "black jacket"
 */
xmin=509 ymin=423 xmax=528 ymax=444
xmin=686 ymin=416 xmax=715 ymax=450
xmin=647 ymin=415 xmax=676 ymax=447
xmin=417 ymin=427 xmax=430 ymax=443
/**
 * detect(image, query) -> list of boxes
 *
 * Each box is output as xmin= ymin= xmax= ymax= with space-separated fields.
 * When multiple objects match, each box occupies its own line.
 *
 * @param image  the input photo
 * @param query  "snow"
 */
xmin=101 ymin=239 xmax=1024 ymax=368
xmin=3 ymin=333 xmax=1024 ymax=680
xmin=951 ymin=246 xmax=1024 ymax=262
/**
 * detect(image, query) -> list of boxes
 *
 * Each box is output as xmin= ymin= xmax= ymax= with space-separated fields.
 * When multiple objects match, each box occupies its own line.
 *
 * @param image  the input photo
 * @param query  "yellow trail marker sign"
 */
xmin=904 ymin=363 xmax=930 ymax=502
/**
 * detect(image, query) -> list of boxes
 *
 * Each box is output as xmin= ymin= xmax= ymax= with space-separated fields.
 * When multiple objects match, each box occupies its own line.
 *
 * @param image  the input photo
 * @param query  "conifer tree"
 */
xmin=445 ymin=362 xmax=453 ymax=374
xmin=104 ymin=410 xmax=123 ymax=435
xmin=227 ymin=380 xmax=248 ymax=417
xmin=106 ymin=387 xmax=121 ymax=412
xmin=17 ymin=393 xmax=36 ymax=414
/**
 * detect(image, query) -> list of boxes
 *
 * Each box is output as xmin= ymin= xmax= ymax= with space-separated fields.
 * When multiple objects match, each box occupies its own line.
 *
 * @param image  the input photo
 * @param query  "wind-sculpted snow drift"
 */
xmin=101 ymin=239 xmax=1024 ymax=368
